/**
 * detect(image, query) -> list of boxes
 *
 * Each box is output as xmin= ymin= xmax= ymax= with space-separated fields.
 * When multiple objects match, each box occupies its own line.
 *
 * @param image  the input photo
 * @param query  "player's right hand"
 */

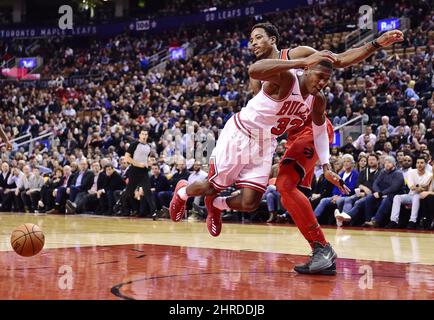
xmin=304 ymin=50 xmax=337 ymax=68
xmin=323 ymin=167 xmax=350 ymax=195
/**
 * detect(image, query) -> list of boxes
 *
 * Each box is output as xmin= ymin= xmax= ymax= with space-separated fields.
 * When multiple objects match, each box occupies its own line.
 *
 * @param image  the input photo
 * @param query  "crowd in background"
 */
xmin=0 ymin=0 xmax=433 ymax=229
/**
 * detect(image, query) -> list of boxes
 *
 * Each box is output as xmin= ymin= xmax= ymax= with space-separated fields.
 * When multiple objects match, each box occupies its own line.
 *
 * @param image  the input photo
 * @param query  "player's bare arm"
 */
xmin=311 ymin=94 xmax=350 ymax=194
xmin=288 ymin=30 xmax=404 ymax=68
xmin=248 ymin=78 xmax=262 ymax=96
xmin=248 ymin=51 xmax=337 ymax=83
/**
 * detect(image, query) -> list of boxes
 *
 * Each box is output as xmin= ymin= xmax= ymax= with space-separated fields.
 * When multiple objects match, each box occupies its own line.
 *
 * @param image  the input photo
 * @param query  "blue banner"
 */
xmin=0 ymin=0 xmax=310 ymax=39
xmin=132 ymin=0 xmax=308 ymax=33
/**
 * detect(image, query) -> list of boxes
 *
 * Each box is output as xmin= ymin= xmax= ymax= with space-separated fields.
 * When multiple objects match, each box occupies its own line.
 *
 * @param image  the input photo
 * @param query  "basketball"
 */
xmin=10 ymin=224 xmax=45 ymax=257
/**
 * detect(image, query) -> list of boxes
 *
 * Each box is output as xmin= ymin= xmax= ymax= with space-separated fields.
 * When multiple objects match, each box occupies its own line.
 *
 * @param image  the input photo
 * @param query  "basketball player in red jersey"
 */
xmin=249 ymin=22 xmax=403 ymax=274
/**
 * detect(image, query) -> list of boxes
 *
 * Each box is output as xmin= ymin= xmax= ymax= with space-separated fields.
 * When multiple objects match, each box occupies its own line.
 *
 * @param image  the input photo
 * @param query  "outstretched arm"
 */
xmin=311 ymin=95 xmax=350 ymax=194
xmin=288 ymin=30 xmax=404 ymax=68
xmin=248 ymin=51 xmax=336 ymax=83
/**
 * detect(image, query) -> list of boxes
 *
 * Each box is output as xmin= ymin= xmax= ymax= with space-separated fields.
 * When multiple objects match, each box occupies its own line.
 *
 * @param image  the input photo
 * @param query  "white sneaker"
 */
xmin=340 ymin=211 xmax=352 ymax=221
xmin=334 ymin=209 xmax=344 ymax=227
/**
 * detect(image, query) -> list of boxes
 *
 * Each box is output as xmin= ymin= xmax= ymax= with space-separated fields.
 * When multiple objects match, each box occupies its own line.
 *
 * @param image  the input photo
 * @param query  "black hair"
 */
xmin=251 ymin=22 xmax=280 ymax=46
xmin=416 ymin=155 xmax=427 ymax=162
xmin=367 ymin=153 xmax=379 ymax=160
xmin=316 ymin=60 xmax=333 ymax=71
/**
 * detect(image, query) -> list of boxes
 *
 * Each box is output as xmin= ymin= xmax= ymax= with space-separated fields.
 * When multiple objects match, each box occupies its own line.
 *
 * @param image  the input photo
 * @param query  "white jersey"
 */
xmin=235 ymin=69 xmax=315 ymax=139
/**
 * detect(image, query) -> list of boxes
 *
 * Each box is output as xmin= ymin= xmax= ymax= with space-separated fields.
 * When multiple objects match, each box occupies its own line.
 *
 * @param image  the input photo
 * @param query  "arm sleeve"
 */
xmin=312 ymin=120 xmax=330 ymax=165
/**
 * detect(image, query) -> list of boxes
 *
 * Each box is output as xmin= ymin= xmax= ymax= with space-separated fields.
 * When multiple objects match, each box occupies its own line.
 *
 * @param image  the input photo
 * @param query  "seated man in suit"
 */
xmin=99 ymin=164 xmax=126 ymax=215
xmin=64 ymin=159 xmax=94 ymax=213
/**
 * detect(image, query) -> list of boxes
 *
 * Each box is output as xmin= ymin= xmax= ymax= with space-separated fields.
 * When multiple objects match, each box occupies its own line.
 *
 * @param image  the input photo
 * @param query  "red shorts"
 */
xmin=280 ymin=119 xmax=334 ymax=189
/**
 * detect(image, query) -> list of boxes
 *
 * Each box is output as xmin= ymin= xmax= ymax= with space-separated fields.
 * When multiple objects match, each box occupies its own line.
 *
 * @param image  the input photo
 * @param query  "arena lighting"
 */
xmin=202 ymin=7 xmax=217 ymax=13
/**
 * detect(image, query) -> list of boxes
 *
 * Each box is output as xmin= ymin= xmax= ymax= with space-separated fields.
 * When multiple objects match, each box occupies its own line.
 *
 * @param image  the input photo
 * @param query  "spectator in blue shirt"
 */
xmin=314 ymin=154 xmax=359 ymax=223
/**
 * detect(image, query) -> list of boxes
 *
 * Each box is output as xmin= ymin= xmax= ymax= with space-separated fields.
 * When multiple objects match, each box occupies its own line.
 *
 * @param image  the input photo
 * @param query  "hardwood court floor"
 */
xmin=0 ymin=213 xmax=433 ymax=300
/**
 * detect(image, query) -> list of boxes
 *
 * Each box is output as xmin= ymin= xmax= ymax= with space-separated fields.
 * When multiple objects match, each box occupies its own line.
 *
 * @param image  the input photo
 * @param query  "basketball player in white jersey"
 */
xmin=169 ymin=50 xmax=338 ymax=236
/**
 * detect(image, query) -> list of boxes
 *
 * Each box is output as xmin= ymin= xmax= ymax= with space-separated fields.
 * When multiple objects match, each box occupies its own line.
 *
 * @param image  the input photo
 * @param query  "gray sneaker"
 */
xmin=294 ymin=242 xmax=337 ymax=275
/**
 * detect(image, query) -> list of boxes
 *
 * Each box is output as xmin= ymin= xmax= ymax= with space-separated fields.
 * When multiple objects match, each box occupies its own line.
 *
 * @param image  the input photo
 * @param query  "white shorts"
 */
xmin=208 ymin=114 xmax=276 ymax=193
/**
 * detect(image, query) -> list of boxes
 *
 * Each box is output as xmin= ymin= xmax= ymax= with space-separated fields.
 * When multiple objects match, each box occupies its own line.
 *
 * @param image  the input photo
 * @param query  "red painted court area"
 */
xmin=1 ymin=244 xmax=433 ymax=300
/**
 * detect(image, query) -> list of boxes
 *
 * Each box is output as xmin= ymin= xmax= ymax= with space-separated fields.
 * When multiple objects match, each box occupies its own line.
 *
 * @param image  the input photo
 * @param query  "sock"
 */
xmin=280 ymin=187 xmax=327 ymax=249
xmin=213 ymin=197 xmax=230 ymax=211
xmin=177 ymin=186 xmax=189 ymax=201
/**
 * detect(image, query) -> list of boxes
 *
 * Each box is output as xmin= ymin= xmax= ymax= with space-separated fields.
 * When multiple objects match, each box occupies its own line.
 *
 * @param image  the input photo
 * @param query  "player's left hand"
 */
xmin=323 ymin=167 xmax=350 ymax=195
xmin=376 ymin=30 xmax=404 ymax=47
xmin=5 ymin=142 xmax=12 ymax=151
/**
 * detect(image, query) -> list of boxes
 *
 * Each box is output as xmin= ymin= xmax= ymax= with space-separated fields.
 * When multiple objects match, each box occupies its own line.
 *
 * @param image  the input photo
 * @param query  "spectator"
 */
xmin=401 ymin=154 xmax=414 ymax=181
xmin=66 ymin=159 xmax=94 ymax=212
xmin=149 ymin=163 xmax=170 ymax=214
xmin=100 ymin=164 xmax=125 ymax=215
xmin=335 ymin=153 xmax=381 ymax=226
xmin=37 ymin=167 xmax=63 ymax=213
xmin=314 ymin=154 xmax=358 ymax=223
xmin=21 ymin=167 xmax=45 ymax=213
xmin=419 ymin=173 xmax=434 ymax=230
xmin=158 ymin=158 xmax=190 ymax=209
xmin=356 ymin=155 xmax=367 ymax=172
xmin=363 ymin=156 xmax=405 ymax=228
xmin=0 ymin=162 xmax=12 ymax=206
xmin=187 ymin=160 xmax=208 ymax=211
xmin=386 ymin=156 xmax=432 ymax=229
xmin=376 ymin=116 xmax=395 ymax=136
xmin=67 ymin=161 xmax=106 ymax=214
xmin=353 ymin=125 xmax=377 ymax=151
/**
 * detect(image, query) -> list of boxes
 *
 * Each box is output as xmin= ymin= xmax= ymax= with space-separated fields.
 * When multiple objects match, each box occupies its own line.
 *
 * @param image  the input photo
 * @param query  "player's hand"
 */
xmin=373 ymin=192 xmax=380 ymax=199
xmin=376 ymin=30 xmax=404 ymax=47
xmin=304 ymin=50 xmax=337 ymax=68
xmin=323 ymin=165 xmax=350 ymax=195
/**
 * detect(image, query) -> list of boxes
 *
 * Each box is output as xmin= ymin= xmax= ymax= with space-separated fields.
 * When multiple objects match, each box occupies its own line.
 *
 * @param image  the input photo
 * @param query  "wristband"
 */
xmin=371 ymin=39 xmax=381 ymax=49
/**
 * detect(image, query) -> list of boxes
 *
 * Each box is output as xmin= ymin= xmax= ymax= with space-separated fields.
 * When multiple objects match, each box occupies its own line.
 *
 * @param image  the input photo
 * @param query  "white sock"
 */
xmin=213 ymin=197 xmax=230 ymax=211
xmin=177 ymin=186 xmax=189 ymax=201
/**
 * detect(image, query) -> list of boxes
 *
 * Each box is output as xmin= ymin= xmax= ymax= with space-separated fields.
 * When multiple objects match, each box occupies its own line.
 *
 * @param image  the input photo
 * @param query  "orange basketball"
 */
xmin=11 ymin=223 xmax=45 ymax=257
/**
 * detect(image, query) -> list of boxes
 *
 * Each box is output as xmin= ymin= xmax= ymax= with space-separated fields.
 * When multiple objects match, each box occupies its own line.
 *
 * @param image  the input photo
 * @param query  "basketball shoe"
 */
xmin=169 ymin=180 xmax=188 ymax=222
xmin=205 ymin=194 xmax=222 ymax=237
xmin=294 ymin=242 xmax=337 ymax=275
